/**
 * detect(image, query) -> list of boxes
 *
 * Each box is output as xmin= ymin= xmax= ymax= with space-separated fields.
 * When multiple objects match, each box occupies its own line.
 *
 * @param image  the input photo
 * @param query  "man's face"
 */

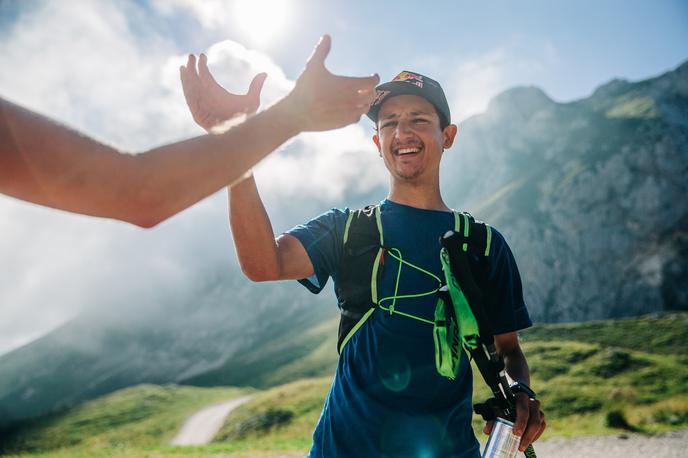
xmin=373 ymin=94 xmax=456 ymax=183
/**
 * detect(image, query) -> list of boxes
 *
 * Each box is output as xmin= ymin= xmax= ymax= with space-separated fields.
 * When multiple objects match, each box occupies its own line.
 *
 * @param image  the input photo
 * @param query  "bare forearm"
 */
xmin=228 ymin=176 xmax=281 ymax=280
xmin=494 ymin=332 xmax=531 ymax=386
xmin=139 ymin=98 xmax=299 ymax=225
xmin=503 ymin=346 xmax=530 ymax=386
xmin=0 ymin=96 xmax=299 ymax=227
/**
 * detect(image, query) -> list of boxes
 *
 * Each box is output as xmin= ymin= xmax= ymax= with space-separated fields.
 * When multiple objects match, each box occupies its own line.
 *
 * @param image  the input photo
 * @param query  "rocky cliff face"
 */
xmin=442 ymin=61 xmax=688 ymax=322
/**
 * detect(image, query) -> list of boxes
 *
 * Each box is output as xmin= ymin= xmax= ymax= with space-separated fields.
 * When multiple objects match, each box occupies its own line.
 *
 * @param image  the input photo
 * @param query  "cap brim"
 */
xmin=366 ymin=81 xmax=450 ymax=126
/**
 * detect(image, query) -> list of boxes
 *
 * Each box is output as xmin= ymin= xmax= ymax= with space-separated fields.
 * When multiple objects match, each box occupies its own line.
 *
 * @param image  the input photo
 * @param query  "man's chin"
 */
xmin=393 ymin=169 xmax=423 ymax=182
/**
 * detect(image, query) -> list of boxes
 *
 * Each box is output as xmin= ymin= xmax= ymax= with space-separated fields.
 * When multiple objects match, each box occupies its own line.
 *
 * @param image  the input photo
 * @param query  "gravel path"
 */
xmin=531 ymin=429 xmax=688 ymax=458
xmin=170 ymin=395 xmax=253 ymax=446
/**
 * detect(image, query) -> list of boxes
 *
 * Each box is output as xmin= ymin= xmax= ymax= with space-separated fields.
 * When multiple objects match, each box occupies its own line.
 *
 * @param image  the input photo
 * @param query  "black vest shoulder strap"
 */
xmin=442 ymin=211 xmax=494 ymax=340
xmin=335 ymin=205 xmax=382 ymax=353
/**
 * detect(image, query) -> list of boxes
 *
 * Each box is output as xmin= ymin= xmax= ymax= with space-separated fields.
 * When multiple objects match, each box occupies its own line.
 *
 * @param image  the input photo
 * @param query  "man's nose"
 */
xmin=395 ymin=119 xmax=414 ymax=138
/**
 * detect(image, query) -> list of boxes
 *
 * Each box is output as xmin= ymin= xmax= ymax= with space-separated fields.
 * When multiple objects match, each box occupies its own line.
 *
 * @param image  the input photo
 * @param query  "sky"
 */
xmin=0 ymin=0 xmax=687 ymax=356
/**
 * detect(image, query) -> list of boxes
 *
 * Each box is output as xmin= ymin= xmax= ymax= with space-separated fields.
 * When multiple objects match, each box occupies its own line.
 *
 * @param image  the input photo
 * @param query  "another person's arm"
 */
xmin=0 ymin=35 xmax=377 ymax=228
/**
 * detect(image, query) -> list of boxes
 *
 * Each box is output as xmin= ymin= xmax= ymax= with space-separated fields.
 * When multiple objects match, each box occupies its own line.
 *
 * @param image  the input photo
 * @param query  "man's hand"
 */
xmin=180 ymin=53 xmax=267 ymax=132
xmin=279 ymin=34 xmax=379 ymax=132
xmin=482 ymin=394 xmax=546 ymax=452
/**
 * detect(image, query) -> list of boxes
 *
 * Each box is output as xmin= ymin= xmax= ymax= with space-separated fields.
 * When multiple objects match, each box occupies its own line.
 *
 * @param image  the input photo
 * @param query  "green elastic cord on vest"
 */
xmin=376 ymin=248 xmax=442 ymax=325
xmin=342 ymin=210 xmax=355 ymax=245
xmin=462 ymin=213 xmax=470 ymax=252
xmin=339 ymin=307 xmax=375 ymax=354
xmin=484 ymin=224 xmax=492 ymax=257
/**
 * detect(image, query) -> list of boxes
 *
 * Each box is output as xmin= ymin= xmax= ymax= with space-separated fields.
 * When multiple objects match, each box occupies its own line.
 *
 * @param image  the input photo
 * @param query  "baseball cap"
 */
xmin=366 ymin=70 xmax=451 ymax=126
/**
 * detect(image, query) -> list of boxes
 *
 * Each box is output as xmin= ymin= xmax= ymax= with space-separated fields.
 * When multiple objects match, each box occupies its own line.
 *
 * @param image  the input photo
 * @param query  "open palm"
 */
xmin=180 ymin=53 xmax=267 ymax=132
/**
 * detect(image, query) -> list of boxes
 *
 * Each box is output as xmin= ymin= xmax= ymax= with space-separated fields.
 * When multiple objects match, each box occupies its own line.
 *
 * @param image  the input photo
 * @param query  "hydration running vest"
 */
xmin=334 ymin=204 xmax=494 ymax=356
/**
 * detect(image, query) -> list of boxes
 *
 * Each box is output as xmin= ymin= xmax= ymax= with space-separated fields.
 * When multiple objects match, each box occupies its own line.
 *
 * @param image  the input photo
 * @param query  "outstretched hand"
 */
xmin=180 ymin=53 xmax=267 ymax=132
xmin=282 ymin=35 xmax=379 ymax=132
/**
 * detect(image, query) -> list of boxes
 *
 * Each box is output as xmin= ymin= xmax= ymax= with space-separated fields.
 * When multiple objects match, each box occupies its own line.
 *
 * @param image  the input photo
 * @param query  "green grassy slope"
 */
xmin=211 ymin=313 xmax=688 ymax=455
xmin=181 ymin=317 xmax=339 ymax=389
xmin=0 ymin=384 xmax=249 ymax=456
xmin=2 ymin=313 xmax=686 ymax=457
xmin=521 ymin=313 xmax=688 ymax=355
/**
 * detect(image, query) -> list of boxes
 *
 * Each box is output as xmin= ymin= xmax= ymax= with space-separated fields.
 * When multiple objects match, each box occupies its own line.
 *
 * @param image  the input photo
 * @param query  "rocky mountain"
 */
xmin=0 ymin=61 xmax=686 ymax=426
xmin=442 ymin=60 xmax=688 ymax=321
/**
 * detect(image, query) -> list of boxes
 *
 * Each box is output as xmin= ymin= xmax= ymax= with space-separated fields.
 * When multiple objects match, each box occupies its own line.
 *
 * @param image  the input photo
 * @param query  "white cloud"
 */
xmin=411 ymin=39 xmax=559 ymax=123
xmin=150 ymin=0 xmax=231 ymax=30
xmin=0 ymin=0 xmax=385 ymax=356
xmin=257 ymin=124 xmax=385 ymax=201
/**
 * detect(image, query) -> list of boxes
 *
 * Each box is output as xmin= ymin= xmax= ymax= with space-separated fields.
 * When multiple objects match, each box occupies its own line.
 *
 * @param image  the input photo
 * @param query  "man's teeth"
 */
xmin=397 ymin=147 xmax=420 ymax=155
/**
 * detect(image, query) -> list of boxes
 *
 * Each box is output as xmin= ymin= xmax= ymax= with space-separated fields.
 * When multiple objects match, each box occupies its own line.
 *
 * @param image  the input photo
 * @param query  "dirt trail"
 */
xmin=170 ymin=395 xmax=253 ymax=446
xmin=531 ymin=429 xmax=687 ymax=458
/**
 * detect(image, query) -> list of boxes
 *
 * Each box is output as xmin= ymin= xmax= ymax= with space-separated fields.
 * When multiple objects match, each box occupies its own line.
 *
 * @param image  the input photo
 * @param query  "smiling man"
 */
xmin=184 ymin=69 xmax=545 ymax=457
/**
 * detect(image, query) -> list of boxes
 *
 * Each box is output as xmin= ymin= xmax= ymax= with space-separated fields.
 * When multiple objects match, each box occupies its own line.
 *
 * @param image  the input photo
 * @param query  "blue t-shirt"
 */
xmin=287 ymin=199 xmax=532 ymax=458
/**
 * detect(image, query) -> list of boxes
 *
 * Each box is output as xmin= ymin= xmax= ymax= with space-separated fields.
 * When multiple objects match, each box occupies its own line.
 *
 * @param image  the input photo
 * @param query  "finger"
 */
xmin=188 ymin=54 xmax=198 ymax=76
xmin=519 ymin=424 xmax=538 ymax=451
xmin=532 ymin=418 xmax=546 ymax=443
xmin=198 ymin=53 xmax=221 ymax=87
xmin=180 ymin=62 xmax=199 ymax=89
xmin=530 ymin=409 xmax=546 ymax=443
xmin=306 ymin=34 xmax=331 ymax=68
xmin=179 ymin=55 xmax=192 ymax=85
xmin=512 ymin=394 xmax=530 ymax=437
xmin=483 ymin=421 xmax=493 ymax=435
xmin=180 ymin=65 xmax=198 ymax=105
xmin=248 ymin=72 xmax=268 ymax=96
xmin=329 ymin=99 xmax=370 ymax=120
xmin=519 ymin=404 xmax=544 ymax=452
xmin=338 ymin=73 xmax=380 ymax=91
xmin=355 ymin=87 xmax=377 ymax=106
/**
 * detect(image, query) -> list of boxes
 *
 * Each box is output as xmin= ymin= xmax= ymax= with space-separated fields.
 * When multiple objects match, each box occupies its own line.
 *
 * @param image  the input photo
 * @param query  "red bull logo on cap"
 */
xmin=393 ymin=71 xmax=424 ymax=88
xmin=371 ymin=90 xmax=391 ymax=107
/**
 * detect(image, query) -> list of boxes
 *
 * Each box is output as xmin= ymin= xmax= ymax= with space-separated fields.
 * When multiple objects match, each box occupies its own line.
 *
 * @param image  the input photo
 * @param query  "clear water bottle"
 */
xmin=482 ymin=417 xmax=521 ymax=458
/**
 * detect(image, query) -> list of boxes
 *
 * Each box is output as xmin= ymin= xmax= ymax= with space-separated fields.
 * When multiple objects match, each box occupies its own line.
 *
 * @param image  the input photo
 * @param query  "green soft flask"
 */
xmin=434 ymin=286 xmax=462 ymax=379
xmin=434 ymin=247 xmax=481 ymax=379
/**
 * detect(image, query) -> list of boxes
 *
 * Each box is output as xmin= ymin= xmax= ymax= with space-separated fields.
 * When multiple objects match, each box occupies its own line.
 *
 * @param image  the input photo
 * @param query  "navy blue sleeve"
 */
xmin=486 ymin=228 xmax=532 ymax=334
xmin=285 ymin=208 xmax=349 ymax=294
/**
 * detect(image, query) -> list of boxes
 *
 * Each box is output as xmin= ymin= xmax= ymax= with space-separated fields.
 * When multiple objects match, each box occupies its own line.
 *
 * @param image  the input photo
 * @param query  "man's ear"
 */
xmin=373 ymin=133 xmax=381 ymax=153
xmin=442 ymin=124 xmax=458 ymax=149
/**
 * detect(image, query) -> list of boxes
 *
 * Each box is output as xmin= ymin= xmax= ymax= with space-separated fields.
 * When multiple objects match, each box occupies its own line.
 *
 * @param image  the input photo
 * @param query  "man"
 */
xmin=183 ymin=67 xmax=545 ymax=456
xmin=0 ymin=35 xmax=378 ymax=228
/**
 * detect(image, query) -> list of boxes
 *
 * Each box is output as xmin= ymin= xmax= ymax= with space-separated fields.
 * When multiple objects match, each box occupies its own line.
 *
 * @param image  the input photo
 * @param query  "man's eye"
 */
xmin=381 ymin=121 xmax=397 ymax=129
xmin=413 ymin=118 xmax=429 ymax=124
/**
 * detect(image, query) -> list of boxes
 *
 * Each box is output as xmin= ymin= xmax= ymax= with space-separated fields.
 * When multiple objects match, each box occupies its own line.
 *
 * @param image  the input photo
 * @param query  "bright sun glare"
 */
xmin=234 ymin=0 xmax=291 ymax=46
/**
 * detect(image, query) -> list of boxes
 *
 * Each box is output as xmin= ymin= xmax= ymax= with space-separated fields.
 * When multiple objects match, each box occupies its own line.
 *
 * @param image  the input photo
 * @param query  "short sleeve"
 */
xmin=285 ymin=208 xmax=349 ymax=294
xmin=485 ymin=228 xmax=532 ymax=334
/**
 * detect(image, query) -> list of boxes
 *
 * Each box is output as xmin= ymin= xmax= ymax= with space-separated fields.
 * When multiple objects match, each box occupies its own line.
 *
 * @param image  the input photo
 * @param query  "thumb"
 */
xmin=248 ymin=72 xmax=268 ymax=97
xmin=306 ymin=34 xmax=331 ymax=68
